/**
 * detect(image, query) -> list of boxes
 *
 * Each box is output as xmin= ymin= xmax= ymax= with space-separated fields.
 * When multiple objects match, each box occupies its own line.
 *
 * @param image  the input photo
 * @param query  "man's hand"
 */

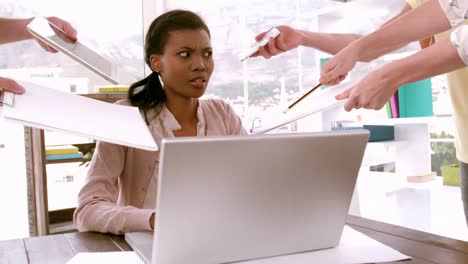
xmin=0 ymin=77 xmax=26 ymax=94
xmin=34 ymin=16 xmax=78 ymax=53
xmin=252 ymin=25 xmax=303 ymax=59
xmin=335 ymin=67 xmax=398 ymax=112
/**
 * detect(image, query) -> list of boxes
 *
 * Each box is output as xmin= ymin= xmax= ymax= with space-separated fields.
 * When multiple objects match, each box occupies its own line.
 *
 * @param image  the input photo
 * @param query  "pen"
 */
xmin=240 ymin=28 xmax=281 ymax=61
xmin=287 ymin=83 xmax=322 ymax=111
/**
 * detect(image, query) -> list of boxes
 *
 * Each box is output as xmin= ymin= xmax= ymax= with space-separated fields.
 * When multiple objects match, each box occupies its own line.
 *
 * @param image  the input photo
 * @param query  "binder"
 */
xmin=0 ymin=81 xmax=158 ymax=151
xmin=398 ymin=79 xmax=433 ymax=117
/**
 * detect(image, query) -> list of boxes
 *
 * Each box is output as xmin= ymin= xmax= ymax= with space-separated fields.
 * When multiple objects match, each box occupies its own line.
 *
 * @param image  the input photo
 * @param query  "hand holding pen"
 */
xmin=248 ymin=25 xmax=304 ymax=60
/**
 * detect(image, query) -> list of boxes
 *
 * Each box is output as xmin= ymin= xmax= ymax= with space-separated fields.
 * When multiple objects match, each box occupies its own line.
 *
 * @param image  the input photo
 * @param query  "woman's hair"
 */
xmin=128 ymin=10 xmax=210 ymax=110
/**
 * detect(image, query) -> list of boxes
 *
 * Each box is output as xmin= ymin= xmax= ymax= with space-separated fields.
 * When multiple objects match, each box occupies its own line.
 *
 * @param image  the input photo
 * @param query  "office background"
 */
xmin=0 ymin=0 xmax=464 ymax=241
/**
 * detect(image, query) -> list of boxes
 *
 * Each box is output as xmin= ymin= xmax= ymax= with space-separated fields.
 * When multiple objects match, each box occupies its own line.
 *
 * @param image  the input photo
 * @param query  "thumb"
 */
xmin=335 ymin=88 xmax=351 ymax=100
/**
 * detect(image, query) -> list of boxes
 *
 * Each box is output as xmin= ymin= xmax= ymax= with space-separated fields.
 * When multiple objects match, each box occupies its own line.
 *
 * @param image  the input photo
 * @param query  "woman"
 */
xmin=73 ymin=10 xmax=247 ymax=234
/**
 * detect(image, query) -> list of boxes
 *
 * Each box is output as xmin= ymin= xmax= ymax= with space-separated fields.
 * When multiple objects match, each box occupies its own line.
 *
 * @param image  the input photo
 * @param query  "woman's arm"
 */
xmin=73 ymin=141 xmax=154 ymax=234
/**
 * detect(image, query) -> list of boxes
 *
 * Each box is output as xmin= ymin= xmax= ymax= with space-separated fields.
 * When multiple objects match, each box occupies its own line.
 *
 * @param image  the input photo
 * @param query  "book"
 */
xmin=1 ymin=81 xmax=158 ymax=151
xmin=407 ymin=171 xmax=437 ymax=183
xmin=98 ymin=86 xmax=129 ymax=93
xmin=385 ymin=102 xmax=392 ymax=118
xmin=46 ymin=145 xmax=79 ymax=155
xmin=389 ymin=91 xmax=399 ymax=118
xmin=398 ymin=79 xmax=433 ymax=118
xmin=46 ymin=152 xmax=83 ymax=161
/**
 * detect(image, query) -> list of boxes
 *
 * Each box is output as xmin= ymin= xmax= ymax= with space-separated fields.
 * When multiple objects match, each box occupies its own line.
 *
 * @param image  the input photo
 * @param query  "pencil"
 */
xmin=287 ymin=83 xmax=322 ymax=110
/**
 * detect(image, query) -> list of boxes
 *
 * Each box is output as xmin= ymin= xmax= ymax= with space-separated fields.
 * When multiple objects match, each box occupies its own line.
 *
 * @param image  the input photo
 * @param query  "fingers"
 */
xmin=47 ymin=16 xmax=78 ymax=43
xmin=0 ymin=77 xmax=26 ymax=94
xmin=255 ymin=31 xmax=267 ymax=42
xmin=62 ymin=23 xmax=78 ymax=42
xmin=252 ymin=35 xmax=285 ymax=59
xmin=335 ymin=88 xmax=351 ymax=100
xmin=320 ymin=63 xmax=340 ymax=85
xmin=343 ymin=96 xmax=357 ymax=112
xmin=255 ymin=46 xmax=271 ymax=59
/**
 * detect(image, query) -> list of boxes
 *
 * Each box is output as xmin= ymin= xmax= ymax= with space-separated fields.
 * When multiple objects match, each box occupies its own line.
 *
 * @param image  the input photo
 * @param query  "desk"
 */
xmin=1 ymin=216 xmax=467 ymax=264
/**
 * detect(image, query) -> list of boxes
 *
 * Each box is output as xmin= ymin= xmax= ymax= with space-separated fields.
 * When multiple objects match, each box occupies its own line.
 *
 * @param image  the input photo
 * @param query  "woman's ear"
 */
xmin=149 ymin=54 xmax=162 ymax=72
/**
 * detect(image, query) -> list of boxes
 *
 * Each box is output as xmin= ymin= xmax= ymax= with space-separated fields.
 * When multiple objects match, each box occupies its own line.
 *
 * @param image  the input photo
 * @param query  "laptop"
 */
xmin=27 ymin=16 xmax=120 ymax=84
xmin=125 ymin=130 xmax=369 ymax=264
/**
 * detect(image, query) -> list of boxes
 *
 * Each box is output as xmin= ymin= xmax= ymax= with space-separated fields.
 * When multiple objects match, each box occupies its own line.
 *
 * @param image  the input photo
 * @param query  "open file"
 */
xmin=0 ymin=81 xmax=158 ymax=151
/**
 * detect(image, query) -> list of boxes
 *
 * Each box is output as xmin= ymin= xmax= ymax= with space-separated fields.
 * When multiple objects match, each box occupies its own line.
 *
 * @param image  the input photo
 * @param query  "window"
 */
xmin=0 ymin=0 xmax=145 ymax=239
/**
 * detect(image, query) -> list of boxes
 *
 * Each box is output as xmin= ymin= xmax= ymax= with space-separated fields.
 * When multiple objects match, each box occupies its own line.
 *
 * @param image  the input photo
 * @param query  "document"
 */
xmin=1 ymin=81 xmax=158 ymax=151
xmin=251 ymin=80 xmax=359 ymax=135
xmin=239 ymin=226 xmax=410 ymax=264
xmin=67 ymin=252 xmax=143 ymax=264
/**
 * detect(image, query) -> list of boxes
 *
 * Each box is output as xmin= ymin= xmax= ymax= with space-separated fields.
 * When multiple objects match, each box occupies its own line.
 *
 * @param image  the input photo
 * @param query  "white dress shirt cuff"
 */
xmin=451 ymin=25 xmax=468 ymax=65
xmin=439 ymin=0 xmax=468 ymax=27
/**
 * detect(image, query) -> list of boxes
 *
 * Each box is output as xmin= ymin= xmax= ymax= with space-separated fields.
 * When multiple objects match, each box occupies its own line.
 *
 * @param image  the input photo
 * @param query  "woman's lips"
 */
xmin=190 ymin=79 xmax=206 ymax=89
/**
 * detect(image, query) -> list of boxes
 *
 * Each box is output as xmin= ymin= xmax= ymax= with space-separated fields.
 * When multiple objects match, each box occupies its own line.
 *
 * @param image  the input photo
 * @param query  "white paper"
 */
xmin=68 ymin=227 xmax=409 ymax=264
xmin=251 ymin=80 xmax=359 ymax=135
xmin=1 ymin=81 xmax=158 ymax=151
xmin=67 ymin=252 xmax=143 ymax=264
xmin=238 ymin=226 xmax=410 ymax=264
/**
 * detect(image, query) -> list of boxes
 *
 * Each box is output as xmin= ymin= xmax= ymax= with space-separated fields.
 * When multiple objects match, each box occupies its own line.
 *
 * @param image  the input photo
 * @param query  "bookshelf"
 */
xmin=25 ymin=93 xmax=126 ymax=236
xmin=321 ymin=105 xmax=432 ymax=177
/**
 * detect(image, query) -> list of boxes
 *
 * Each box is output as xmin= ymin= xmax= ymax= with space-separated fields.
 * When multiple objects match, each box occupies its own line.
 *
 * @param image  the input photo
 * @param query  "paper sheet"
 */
xmin=251 ymin=80 xmax=359 ymax=135
xmin=67 ymin=227 xmax=409 ymax=264
xmin=238 ymin=226 xmax=410 ymax=264
xmin=1 ymin=81 xmax=158 ymax=151
xmin=67 ymin=252 xmax=143 ymax=264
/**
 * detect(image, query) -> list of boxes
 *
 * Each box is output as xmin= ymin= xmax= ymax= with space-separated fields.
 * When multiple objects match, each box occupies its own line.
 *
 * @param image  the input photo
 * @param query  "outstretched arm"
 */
xmin=335 ymin=26 xmax=468 ymax=112
xmin=320 ymin=0 xmax=455 ymax=84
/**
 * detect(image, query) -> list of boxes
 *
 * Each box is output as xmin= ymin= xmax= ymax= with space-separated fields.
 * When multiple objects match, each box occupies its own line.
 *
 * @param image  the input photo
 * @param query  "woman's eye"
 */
xmin=179 ymin=51 xmax=190 ymax=58
xmin=204 ymin=51 xmax=213 ymax=57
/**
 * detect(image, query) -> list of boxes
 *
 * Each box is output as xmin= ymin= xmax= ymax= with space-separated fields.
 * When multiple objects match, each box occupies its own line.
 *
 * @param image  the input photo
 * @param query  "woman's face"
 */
xmin=150 ymin=29 xmax=214 ymax=100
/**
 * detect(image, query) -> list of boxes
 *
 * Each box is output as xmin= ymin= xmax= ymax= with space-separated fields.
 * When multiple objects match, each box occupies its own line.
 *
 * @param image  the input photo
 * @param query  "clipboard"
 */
xmin=0 ymin=81 xmax=158 ymax=151
xmin=0 ymin=89 xmax=15 ymax=107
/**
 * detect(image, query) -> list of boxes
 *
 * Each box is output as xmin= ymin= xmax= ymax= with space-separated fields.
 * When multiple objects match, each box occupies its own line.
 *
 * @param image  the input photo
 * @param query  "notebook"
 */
xmin=127 ymin=131 xmax=371 ymax=263
xmin=0 ymin=80 xmax=157 ymax=151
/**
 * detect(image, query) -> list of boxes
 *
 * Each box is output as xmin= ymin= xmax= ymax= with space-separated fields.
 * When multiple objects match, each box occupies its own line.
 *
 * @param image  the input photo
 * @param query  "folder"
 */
xmin=251 ymin=80 xmax=358 ymax=135
xmin=398 ymin=78 xmax=433 ymax=117
xmin=0 ymin=81 xmax=158 ymax=151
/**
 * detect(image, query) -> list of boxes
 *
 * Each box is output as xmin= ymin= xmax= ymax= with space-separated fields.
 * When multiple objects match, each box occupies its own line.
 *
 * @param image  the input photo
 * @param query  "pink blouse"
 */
xmin=73 ymin=99 xmax=247 ymax=234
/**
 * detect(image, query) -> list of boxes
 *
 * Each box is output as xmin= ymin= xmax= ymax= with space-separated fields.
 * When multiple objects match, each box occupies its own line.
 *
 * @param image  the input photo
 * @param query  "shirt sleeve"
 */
xmin=451 ymin=25 xmax=468 ymax=65
xmin=438 ymin=0 xmax=468 ymax=27
xmin=221 ymin=100 xmax=249 ymax=135
xmin=73 ymin=141 xmax=154 ymax=234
